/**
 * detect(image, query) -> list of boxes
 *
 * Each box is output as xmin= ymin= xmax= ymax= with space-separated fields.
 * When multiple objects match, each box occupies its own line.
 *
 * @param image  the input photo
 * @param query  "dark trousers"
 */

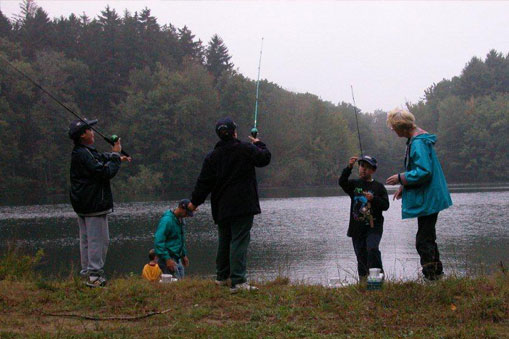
xmin=352 ymin=230 xmax=383 ymax=278
xmin=416 ymin=212 xmax=443 ymax=280
xmin=216 ymin=215 xmax=254 ymax=286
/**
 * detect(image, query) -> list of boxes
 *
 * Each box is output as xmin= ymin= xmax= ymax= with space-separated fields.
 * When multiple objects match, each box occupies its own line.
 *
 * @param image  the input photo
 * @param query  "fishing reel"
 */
xmin=251 ymin=128 xmax=258 ymax=138
xmin=104 ymin=134 xmax=130 ymax=157
xmin=104 ymin=134 xmax=119 ymax=145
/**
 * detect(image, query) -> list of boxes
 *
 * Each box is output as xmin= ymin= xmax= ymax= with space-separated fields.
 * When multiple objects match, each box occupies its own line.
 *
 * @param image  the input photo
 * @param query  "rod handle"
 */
xmin=250 ymin=128 xmax=258 ymax=139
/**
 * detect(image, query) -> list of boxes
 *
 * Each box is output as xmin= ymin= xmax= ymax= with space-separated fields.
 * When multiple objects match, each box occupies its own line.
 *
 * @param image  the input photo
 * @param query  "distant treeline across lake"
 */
xmin=0 ymin=3 xmax=508 ymax=203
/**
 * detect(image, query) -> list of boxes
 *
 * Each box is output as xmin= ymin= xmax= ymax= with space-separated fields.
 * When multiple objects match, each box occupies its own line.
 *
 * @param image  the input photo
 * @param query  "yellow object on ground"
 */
xmin=142 ymin=263 xmax=162 ymax=282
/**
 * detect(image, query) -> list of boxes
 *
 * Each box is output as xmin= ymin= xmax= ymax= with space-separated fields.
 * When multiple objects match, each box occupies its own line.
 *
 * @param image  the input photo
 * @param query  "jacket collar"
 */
xmin=170 ymin=210 xmax=184 ymax=225
xmin=78 ymin=143 xmax=97 ymax=151
xmin=407 ymin=127 xmax=428 ymax=144
xmin=214 ymin=138 xmax=239 ymax=149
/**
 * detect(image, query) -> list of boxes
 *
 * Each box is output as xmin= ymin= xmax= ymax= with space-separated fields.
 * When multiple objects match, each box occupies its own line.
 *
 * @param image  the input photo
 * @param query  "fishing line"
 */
xmin=251 ymin=37 xmax=264 ymax=138
xmin=0 ymin=55 xmax=130 ymax=157
xmin=350 ymin=85 xmax=363 ymax=157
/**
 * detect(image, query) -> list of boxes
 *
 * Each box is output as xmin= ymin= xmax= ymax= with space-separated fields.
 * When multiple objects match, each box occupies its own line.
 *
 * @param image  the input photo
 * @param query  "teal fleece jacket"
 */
xmin=154 ymin=210 xmax=187 ymax=261
xmin=400 ymin=133 xmax=452 ymax=219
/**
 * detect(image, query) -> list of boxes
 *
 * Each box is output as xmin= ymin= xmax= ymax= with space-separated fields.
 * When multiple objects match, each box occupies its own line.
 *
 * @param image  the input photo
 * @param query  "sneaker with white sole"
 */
xmin=215 ymin=280 xmax=228 ymax=286
xmin=85 ymin=276 xmax=107 ymax=288
xmin=230 ymin=282 xmax=258 ymax=293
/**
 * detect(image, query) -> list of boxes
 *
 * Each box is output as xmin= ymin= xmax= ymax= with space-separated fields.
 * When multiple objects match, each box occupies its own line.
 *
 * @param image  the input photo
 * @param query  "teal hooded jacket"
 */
xmin=154 ymin=210 xmax=187 ymax=261
xmin=400 ymin=133 xmax=452 ymax=219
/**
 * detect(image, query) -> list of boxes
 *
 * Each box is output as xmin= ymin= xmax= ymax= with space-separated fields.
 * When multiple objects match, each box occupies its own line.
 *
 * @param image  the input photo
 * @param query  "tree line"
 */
xmin=0 ymin=1 xmax=507 ymax=204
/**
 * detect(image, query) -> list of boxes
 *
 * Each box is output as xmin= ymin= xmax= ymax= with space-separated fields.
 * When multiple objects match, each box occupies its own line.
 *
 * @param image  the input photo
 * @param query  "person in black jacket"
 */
xmin=189 ymin=117 xmax=271 ymax=293
xmin=68 ymin=118 xmax=130 ymax=287
xmin=339 ymin=155 xmax=389 ymax=282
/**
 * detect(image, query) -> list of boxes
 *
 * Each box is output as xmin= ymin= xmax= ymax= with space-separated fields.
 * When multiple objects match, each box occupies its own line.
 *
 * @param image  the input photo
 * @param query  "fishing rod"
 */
xmin=350 ymin=86 xmax=373 ymax=228
xmin=251 ymin=37 xmax=264 ymax=138
xmin=350 ymin=85 xmax=363 ymax=157
xmin=0 ymin=55 xmax=130 ymax=157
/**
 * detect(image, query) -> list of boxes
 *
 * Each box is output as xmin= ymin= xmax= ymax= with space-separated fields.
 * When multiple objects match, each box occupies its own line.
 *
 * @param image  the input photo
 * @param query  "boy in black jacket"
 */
xmin=339 ymin=155 xmax=389 ymax=281
xmin=68 ymin=118 xmax=131 ymax=287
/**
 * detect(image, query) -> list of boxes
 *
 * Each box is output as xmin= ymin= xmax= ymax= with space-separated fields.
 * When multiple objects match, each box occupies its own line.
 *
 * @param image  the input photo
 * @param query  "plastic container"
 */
xmin=367 ymin=269 xmax=384 ymax=290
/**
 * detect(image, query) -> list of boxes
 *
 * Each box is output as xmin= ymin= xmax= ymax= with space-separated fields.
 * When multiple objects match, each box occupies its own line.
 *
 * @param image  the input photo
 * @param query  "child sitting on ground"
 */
xmin=154 ymin=199 xmax=193 ymax=279
xmin=142 ymin=249 xmax=162 ymax=282
xmin=339 ymin=155 xmax=389 ymax=282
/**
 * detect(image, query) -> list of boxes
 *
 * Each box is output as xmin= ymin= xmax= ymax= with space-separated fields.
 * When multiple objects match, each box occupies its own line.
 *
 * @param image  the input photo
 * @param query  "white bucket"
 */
xmin=369 ymin=268 xmax=381 ymax=277
xmin=160 ymin=274 xmax=178 ymax=283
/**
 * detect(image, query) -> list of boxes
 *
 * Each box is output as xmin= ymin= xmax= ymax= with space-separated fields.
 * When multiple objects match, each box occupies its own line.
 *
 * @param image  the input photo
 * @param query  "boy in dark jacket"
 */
xmin=189 ymin=117 xmax=271 ymax=293
xmin=339 ymin=155 xmax=389 ymax=281
xmin=68 ymin=118 xmax=130 ymax=287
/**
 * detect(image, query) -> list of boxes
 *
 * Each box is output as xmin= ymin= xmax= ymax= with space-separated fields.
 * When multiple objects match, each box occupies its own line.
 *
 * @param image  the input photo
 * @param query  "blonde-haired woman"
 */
xmin=386 ymin=108 xmax=452 ymax=281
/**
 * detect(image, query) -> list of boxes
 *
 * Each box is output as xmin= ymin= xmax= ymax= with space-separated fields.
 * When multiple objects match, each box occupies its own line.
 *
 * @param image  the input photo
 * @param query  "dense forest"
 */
xmin=0 ymin=1 xmax=508 ymax=204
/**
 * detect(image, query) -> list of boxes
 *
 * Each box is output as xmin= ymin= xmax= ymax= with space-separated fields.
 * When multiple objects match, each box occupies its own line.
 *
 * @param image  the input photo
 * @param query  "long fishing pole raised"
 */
xmin=350 ymin=85 xmax=363 ymax=157
xmin=251 ymin=37 xmax=264 ymax=138
xmin=0 ymin=55 xmax=130 ymax=157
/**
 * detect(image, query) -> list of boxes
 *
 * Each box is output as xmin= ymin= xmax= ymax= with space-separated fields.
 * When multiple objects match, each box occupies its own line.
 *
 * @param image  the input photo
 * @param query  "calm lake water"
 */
xmin=1 ymin=186 xmax=508 ymax=285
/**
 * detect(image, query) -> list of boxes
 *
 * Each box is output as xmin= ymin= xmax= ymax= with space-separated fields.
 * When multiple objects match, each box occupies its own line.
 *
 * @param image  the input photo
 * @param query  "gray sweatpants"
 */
xmin=77 ymin=215 xmax=109 ymax=277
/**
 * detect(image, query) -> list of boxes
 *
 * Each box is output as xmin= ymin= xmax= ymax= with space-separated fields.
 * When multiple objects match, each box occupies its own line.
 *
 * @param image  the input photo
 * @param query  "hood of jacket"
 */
xmin=412 ymin=132 xmax=437 ymax=145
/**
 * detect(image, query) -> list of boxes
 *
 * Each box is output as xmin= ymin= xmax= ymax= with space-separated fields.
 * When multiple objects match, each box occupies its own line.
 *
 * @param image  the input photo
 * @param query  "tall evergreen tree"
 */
xmin=0 ymin=11 xmax=12 ymax=38
xmin=459 ymin=57 xmax=491 ymax=99
xmin=15 ymin=0 xmax=52 ymax=59
xmin=484 ymin=49 xmax=509 ymax=93
xmin=178 ymin=26 xmax=204 ymax=64
xmin=139 ymin=8 xmax=158 ymax=32
xmin=51 ymin=14 xmax=82 ymax=60
xmin=205 ymin=34 xmax=233 ymax=80
xmin=86 ymin=6 xmax=125 ymax=120
xmin=137 ymin=8 xmax=162 ymax=68
xmin=159 ymin=24 xmax=180 ymax=70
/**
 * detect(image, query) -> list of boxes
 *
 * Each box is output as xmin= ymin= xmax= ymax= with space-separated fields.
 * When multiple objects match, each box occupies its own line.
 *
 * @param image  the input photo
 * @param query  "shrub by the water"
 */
xmin=0 ymin=246 xmax=44 ymax=281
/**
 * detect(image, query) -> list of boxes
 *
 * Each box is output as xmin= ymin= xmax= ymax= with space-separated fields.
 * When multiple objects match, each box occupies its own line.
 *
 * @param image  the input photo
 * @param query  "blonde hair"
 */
xmin=386 ymin=108 xmax=416 ymax=131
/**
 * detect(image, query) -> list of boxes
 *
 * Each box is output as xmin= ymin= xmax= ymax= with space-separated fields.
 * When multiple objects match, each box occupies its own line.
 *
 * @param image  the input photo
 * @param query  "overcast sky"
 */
xmin=1 ymin=1 xmax=508 ymax=112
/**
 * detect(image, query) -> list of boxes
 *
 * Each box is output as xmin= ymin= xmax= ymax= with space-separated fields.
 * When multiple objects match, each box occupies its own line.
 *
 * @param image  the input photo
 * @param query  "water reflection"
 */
xmin=1 ymin=191 xmax=508 ymax=284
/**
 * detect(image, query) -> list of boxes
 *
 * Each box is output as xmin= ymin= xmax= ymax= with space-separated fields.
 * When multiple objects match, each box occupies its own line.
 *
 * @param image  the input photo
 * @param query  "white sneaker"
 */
xmin=85 ymin=276 xmax=107 ymax=288
xmin=230 ymin=282 xmax=258 ymax=293
xmin=215 ymin=280 xmax=228 ymax=286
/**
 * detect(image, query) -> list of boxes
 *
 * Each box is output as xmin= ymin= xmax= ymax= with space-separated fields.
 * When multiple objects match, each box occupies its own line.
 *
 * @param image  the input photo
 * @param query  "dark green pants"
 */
xmin=216 ymin=215 xmax=254 ymax=286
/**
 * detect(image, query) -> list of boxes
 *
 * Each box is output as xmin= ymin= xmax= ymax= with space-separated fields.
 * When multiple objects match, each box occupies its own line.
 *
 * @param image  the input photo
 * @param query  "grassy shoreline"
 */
xmin=0 ymin=272 xmax=507 ymax=338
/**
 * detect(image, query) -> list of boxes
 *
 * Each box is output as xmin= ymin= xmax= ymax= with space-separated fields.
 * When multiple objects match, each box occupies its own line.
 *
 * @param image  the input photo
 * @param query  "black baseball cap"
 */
xmin=215 ymin=117 xmax=237 ymax=140
xmin=178 ymin=199 xmax=194 ymax=217
xmin=358 ymin=155 xmax=378 ymax=169
xmin=68 ymin=118 xmax=98 ymax=139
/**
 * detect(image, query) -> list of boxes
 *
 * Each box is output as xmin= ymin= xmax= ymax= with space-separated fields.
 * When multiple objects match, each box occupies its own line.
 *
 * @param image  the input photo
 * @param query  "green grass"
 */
xmin=0 ymin=273 xmax=507 ymax=338
xmin=0 ymin=250 xmax=507 ymax=338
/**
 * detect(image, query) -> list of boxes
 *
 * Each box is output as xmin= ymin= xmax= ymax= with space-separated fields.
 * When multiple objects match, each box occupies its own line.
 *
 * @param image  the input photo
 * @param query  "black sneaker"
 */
xmin=423 ymin=273 xmax=444 ymax=283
